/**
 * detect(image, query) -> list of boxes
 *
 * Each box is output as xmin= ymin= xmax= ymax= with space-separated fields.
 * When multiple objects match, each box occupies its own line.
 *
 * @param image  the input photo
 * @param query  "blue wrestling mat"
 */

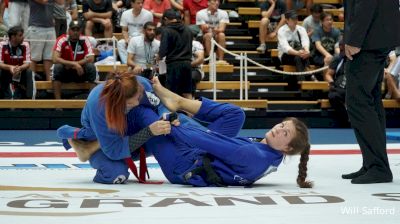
xmin=387 ymin=132 xmax=400 ymax=141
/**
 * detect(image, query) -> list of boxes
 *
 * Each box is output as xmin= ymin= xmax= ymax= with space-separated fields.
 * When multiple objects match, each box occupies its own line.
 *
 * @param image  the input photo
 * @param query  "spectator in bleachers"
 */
xmin=285 ymin=0 xmax=313 ymax=14
xmin=0 ymin=26 xmax=33 ymax=99
xmin=127 ymin=21 xmax=159 ymax=76
xmin=159 ymin=9 xmax=193 ymax=99
xmin=66 ymin=0 xmax=78 ymax=22
xmin=169 ymin=0 xmax=183 ymax=11
xmin=0 ymin=0 xmax=7 ymax=36
xmin=26 ymin=0 xmax=56 ymax=81
xmin=117 ymin=0 xmax=152 ymax=64
xmin=54 ymin=0 xmax=68 ymax=37
xmin=324 ymin=40 xmax=347 ymax=126
xmin=190 ymin=28 xmax=204 ymax=95
xmin=54 ymin=0 xmax=78 ymax=36
xmin=52 ymin=20 xmax=96 ymax=99
xmin=196 ymin=0 xmax=228 ymax=63
xmin=65 ymin=0 xmax=78 ymax=20
xmin=384 ymin=51 xmax=399 ymax=99
xmin=112 ymin=0 xmax=130 ymax=30
xmin=256 ymin=0 xmax=287 ymax=54
xmin=302 ymin=3 xmax=322 ymax=37
xmin=8 ymin=0 xmax=29 ymax=31
xmin=144 ymin=0 xmax=171 ymax=25
xmin=277 ymin=10 xmax=310 ymax=88
xmin=277 ymin=10 xmax=309 ymax=71
xmin=311 ymin=12 xmax=340 ymax=67
xmin=83 ymin=0 xmax=113 ymax=38
xmin=183 ymin=0 xmax=207 ymax=34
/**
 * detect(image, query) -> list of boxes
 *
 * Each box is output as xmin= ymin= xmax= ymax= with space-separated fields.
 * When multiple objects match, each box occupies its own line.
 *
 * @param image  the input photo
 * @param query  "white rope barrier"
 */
xmin=210 ymin=38 xmax=329 ymax=76
xmin=205 ymin=38 xmax=330 ymax=102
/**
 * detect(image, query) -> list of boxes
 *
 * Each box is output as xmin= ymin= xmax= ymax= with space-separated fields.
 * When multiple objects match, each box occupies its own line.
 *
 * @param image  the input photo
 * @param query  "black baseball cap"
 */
xmin=163 ymin=9 xmax=181 ymax=20
xmin=69 ymin=20 xmax=81 ymax=29
xmin=284 ymin=10 xmax=298 ymax=20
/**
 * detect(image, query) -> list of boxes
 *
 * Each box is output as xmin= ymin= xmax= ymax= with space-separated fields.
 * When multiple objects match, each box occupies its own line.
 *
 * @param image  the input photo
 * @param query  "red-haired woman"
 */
xmin=58 ymin=73 xmax=174 ymax=184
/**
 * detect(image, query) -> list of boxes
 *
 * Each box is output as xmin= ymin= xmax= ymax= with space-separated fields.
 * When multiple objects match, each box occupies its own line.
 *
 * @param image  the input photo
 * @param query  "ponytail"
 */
xmin=100 ymin=72 xmax=141 ymax=136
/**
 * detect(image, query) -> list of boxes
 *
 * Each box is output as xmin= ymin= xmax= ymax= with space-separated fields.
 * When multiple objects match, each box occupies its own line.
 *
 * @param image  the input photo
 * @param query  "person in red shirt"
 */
xmin=183 ymin=0 xmax=207 ymax=34
xmin=144 ymin=0 xmax=171 ymax=25
xmin=52 ymin=20 xmax=97 ymax=99
xmin=0 ymin=25 xmax=33 ymax=99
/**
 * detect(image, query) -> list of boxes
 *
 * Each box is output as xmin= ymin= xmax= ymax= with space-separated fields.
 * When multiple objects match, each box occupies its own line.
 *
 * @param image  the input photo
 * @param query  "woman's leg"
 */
xmin=89 ymin=150 xmax=129 ymax=184
xmin=153 ymin=78 xmax=245 ymax=137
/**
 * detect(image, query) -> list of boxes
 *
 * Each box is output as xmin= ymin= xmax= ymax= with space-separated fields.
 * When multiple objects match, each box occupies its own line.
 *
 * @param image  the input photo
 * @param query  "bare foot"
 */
xmin=152 ymin=76 xmax=181 ymax=112
xmin=68 ymin=139 xmax=100 ymax=162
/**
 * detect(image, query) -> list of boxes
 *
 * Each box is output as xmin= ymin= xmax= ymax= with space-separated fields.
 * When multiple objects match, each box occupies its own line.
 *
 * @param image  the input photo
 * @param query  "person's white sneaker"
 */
xmin=256 ymin=44 xmax=267 ymax=53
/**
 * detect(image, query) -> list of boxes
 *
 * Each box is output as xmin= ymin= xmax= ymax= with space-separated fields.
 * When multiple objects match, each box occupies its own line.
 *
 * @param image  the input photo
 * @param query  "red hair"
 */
xmin=100 ymin=72 xmax=142 ymax=136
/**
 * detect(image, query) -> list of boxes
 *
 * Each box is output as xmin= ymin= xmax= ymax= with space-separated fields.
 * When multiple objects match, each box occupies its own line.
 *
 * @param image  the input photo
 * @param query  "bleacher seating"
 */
xmin=3 ymin=0 xmax=399 ymax=130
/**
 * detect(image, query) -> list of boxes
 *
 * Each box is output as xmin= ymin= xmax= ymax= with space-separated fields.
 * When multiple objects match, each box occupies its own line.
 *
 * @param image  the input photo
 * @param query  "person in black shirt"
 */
xmin=159 ymin=9 xmax=193 ymax=99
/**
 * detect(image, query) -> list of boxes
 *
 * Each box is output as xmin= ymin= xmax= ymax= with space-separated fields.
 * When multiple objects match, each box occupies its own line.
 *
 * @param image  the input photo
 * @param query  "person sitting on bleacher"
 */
xmin=196 ymin=0 xmax=229 ymax=64
xmin=324 ymin=40 xmax=347 ymax=126
xmin=183 ymin=0 xmax=207 ymax=34
xmin=170 ymin=0 xmax=183 ymax=11
xmin=52 ymin=21 xmax=96 ymax=99
xmin=117 ymin=0 xmax=153 ymax=64
xmin=310 ymin=12 xmax=340 ymax=67
xmin=190 ymin=28 xmax=204 ymax=95
xmin=384 ymin=51 xmax=400 ymax=100
xmin=83 ymin=0 xmax=114 ymax=38
xmin=277 ymin=10 xmax=310 ymax=89
xmin=0 ymin=26 xmax=33 ymax=99
xmin=302 ymin=3 xmax=322 ymax=37
xmin=144 ymin=0 xmax=172 ymax=25
xmin=285 ymin=0 xmax=313 ymax=14
xmin=256 ymin=0 xmax=287 ymax=54
xmin=277 ymin=11 xmax=310 ymax=69
xmin=127 ymin=21 xmax=159 ymax=77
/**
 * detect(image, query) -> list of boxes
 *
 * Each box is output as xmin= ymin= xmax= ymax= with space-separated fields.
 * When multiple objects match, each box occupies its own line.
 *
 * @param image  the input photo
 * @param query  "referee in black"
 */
xmin=343 ymin=0 xmax=400 ymax=184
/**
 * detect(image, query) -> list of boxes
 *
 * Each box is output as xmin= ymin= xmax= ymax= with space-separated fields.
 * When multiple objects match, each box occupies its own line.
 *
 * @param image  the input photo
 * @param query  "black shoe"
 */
xmin=351 ymin=171 xmax=393 ymax=184
xmin=342 ymin=167 xmax=367 ymax=179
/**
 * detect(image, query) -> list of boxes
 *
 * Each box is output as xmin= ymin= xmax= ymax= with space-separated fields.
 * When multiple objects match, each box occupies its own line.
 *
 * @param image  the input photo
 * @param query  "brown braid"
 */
xmin=283 ymin=117 xmax=313 ymax=188
xmin=296 ymin=144 xmax=313 ymax=188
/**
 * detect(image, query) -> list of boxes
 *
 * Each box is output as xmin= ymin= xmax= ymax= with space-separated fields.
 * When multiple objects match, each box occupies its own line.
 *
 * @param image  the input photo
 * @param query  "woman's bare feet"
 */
xmin=152 ymin=76 xmax=182 ymax=112
xmin=68 ymin=139 xmax=100 ymax=162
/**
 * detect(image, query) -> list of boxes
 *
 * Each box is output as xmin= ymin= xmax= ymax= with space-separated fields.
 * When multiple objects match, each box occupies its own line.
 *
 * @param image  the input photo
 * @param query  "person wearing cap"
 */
xmin=195 ymin=0 xmax=228 ymax=63
xmin=159 ymin=8 xmax=193 ymax=99
xmin=277 ymin=10 xmax=310 ymax=89
xmin=0 ymin=25 xmax=33 ymax=99
xmin=342 ymin=0 xmax=400 ymax=184
xmin=52 ymin=20 xmax=96 ymax=99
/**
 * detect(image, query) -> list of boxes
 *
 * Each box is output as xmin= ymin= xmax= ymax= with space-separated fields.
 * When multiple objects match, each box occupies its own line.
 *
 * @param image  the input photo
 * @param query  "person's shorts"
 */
xmin=26 ymin=26 xmax=56 ymax=61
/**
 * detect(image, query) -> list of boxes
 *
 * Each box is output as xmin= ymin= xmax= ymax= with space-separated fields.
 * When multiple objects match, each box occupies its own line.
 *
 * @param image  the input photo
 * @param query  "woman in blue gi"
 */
xmin=58 ymin=72 xmax=179 ymax=184
xmin=67 ymin=75 xmax=312 ymax=188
